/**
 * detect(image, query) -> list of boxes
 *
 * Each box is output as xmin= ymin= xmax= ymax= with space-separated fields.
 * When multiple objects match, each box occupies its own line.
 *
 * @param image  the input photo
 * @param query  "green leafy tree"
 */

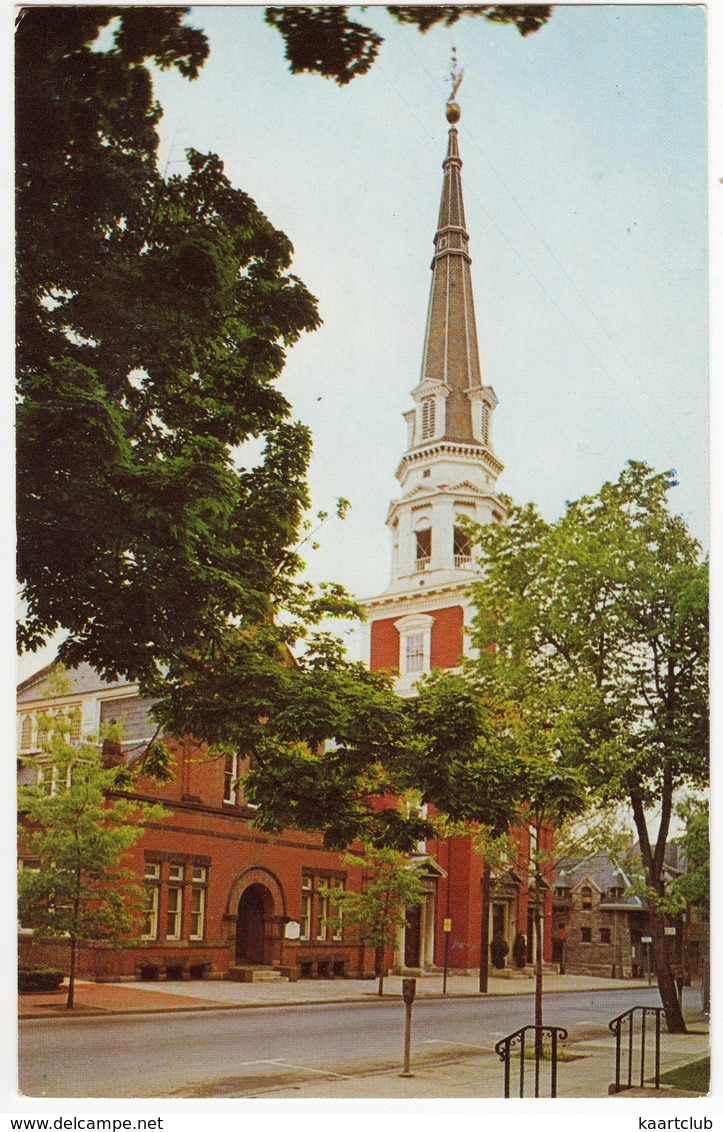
xmin=18 ymin=716 xmax=162 ymax=1009
xmin=466 ymin=461 xmax=709 ymax=1032
xmin=673 ymin=800 xmax=709 ymax=915
xmin=266 ymin=6 xmax=552 ymax=86
xmin=17 ymin=8 xmax=320 ymax=687
xmin=673 ymin=799 xmax=709 ymax=1012
xmin=324 ymin=846 xmax=425 ymax=994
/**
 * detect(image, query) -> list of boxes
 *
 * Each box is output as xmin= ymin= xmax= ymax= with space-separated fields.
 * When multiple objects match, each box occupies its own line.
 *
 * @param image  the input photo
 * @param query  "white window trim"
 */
xmin=394 ymin=614 xmax=435 ymax=682
xmin=189 ymin=884 xmax=206 ymax=941
xmin=142 ymin=862 xmax=161 ymax=940
xmin=224 ymin=752 xmax=240 ymax=804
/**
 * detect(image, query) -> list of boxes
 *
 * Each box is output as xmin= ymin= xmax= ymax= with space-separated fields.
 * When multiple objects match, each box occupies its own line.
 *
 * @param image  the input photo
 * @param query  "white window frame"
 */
xmin=142 ymin=862 xmax=161 ymax=940
xmin=190 ymin=866 xmax=207 ymax=941
xmin=395 ymin=614 xmax=435 ymax=681
xmin=300 ymin=874 xmax=312 ymax=941
xmin=331 ymin=878 xmax=344 ymax=941
xmin=20 ymin=714 xmax=34 ymax=751
xmin=166 ymin=863 xmax=184 ymax=940
xmin=224 ymin=752 xmax=240 ymax=804
xmin=316 ymin=885 xmax=329 ymax=941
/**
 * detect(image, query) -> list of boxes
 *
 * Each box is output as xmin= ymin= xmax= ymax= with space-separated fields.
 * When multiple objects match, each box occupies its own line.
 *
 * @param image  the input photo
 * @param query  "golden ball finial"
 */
xmin=446 ymin=101 xmax=461 ymax=124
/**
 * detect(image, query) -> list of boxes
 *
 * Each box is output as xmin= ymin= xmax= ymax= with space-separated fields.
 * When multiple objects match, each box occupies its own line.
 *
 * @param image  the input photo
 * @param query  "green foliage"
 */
xmin=266 ymin=6 xmax=552 ymax=85
xmin=18 ymin=720 xmax=163 ymax=977
xmin=672 ymin=799 xmax=709 ymax=915
xmin=468 ymin=461 xmax=708 ymax=859
xmin=18 ymin=963 xmax=65 ymax=993
xmin=466 ymin=461 xmax=708 ymax=1031
xmin=17 ymin=8 xmax=320 ymax=690
xmin=323 ymin=846 xmax=425 ymax=956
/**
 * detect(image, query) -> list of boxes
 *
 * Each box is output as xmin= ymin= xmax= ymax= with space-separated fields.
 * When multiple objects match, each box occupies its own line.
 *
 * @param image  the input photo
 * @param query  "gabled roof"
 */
xmin=17 ymin=659 xmax=137 ymax=704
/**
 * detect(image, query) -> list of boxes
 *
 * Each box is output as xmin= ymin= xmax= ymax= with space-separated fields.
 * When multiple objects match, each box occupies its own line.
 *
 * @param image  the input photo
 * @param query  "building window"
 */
xmin=581 ymin=927 xmax=592 ymax=943
xmin=301 ymin=872 xmax=345 ymax=943
xmin=421 ymin=397 xmax=436 ymax=440
xmin=415 ymin=527 xmax=431 ymax=571
xmin=224 ymin=752 xmax=240 ymax=804
xmin=190 ymin=866 xmax=207 ymax=940
xmin=300 ymin=875 xmax=312 ymax=941
xmin=36 ymin=761 xmax=71 ymax=796
xmin=395 ymin=613 xmax=435 ymax=681
xmin=453 ymin=525 xmax=471 ymax=567
xmin=143 ymin=862 xmax=161 ymax=940
xmin=600 ymin=928 xmax=611 ymax=944
xmin=20 ymin=715 xmax=33 ymax=751
xmin=166 ymin=864 xmax=184 ymax=940
xmin=68 ymin=707 xmax=82 ymax=743
xmin=406 ymin=634 xmax=425 ymax=674
xmin=316 ymin=886 xmax=330 ymax=941
xmin=331 ymin=879 xmax=344 ymax=940
xmin=581 ymin=886 xmax=593 ymax=910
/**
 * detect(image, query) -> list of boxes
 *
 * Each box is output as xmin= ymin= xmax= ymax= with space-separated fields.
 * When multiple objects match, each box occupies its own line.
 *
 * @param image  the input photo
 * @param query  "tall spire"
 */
xmin=417 ymin=96 xmax=483 ymax=444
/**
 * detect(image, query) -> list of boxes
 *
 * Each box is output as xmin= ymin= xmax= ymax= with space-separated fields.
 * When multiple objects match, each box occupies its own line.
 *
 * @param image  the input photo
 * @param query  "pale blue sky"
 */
xmin=15 ymin=3 xmax=709 ymax=678
xmin=152 ymin=4 xmax=708 ymax=607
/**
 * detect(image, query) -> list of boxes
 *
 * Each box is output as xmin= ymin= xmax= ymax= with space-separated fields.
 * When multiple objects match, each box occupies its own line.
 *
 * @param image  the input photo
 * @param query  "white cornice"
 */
xmin=396 ymin=441 xmax=505 ymax=480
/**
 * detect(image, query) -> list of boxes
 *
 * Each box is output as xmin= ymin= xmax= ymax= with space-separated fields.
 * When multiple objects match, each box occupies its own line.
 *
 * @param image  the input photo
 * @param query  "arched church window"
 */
xmin=421 ymin=398 xmax=436 ymax=440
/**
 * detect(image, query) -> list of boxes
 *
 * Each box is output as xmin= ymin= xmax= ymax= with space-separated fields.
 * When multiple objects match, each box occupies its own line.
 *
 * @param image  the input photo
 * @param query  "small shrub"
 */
xmin=18 ymin=963 xmax=65 ymax=992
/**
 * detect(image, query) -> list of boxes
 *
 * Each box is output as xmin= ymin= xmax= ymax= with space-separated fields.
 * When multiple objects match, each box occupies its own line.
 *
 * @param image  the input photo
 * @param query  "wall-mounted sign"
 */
xmin=664 ymin=926 xmax=677 ymax=936
xmin=284 ymin=920 xmax=301 ymax=939
xmin=443 ymin=918 xmax=452 ymax=932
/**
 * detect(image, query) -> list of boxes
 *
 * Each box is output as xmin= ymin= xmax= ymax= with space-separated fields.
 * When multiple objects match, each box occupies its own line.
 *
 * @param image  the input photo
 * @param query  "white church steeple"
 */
xmin=384 ymin=100 xmax=506 ymax=596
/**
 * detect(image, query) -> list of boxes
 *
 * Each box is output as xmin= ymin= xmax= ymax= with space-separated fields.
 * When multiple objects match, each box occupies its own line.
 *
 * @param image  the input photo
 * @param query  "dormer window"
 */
xmin=421 ymin=397 xmax=436 ymax=440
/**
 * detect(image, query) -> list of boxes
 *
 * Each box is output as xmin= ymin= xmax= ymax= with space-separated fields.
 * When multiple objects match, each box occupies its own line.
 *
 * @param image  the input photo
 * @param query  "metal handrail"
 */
xmin=608 ymin=1006 xmax=665 ymax=1092
xmin=494 ymin=1024 xmax=568 ymax=1098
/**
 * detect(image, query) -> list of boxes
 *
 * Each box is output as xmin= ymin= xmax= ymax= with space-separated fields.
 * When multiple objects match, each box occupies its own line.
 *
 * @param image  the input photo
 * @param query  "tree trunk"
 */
xmin=650 ymin=909 xmax=686 ymax=1033
xmin=534 ymin=876 xmax=544 ymax=1060
xmin=630 ymin=791 xmax=686 ymax=1033
xmin=66 ymin=936 xmax=77 ymax=1010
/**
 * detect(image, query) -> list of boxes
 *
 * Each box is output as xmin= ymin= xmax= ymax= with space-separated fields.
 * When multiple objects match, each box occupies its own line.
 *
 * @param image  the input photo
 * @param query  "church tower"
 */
xmin=364 ymin=99 xmax=507 ymax=694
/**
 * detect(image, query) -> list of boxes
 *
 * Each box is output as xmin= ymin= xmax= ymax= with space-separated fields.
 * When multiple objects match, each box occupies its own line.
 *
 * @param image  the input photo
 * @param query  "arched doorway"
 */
xmin=236 ymin=883 xmax=273 ymax=964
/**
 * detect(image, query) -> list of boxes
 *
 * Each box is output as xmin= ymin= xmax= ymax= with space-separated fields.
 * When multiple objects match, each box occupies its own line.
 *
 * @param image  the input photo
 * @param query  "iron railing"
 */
xmin=494 ymin=1024 xmax=568 ymax=1098
xmin=608 ymin=1006 xmax=666 ymax=1093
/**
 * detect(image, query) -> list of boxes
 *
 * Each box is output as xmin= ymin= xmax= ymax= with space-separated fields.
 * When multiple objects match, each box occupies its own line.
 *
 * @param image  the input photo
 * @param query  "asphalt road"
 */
xmin=19 ymin=986 xmax=674 ymax=1098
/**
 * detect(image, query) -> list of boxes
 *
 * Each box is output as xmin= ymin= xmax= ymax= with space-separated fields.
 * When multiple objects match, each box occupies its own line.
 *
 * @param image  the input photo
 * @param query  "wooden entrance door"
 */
xmin=404 ymin=904 xmax=422 ymax=968
xmin=236 ymin=884 xmax=271 ymax=964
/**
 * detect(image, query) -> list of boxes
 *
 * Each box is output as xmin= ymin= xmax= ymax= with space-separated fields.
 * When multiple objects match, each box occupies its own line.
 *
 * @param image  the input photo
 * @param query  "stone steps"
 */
xmin=226 ymin=965 xmax=287 ymax=983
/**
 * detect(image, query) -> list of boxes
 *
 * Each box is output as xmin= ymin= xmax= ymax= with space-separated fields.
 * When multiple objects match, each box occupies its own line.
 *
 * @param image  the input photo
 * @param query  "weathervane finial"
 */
xmin=446 ymin=47 xmax=463 ymax=123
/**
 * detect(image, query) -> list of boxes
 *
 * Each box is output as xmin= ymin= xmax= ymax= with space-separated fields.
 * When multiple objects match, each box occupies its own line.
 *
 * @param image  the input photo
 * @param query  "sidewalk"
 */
xmin=248 ymin=1017 xmax=710 ymax=1099
xmin=19 ymin=971 xmax=656 ymax=1019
